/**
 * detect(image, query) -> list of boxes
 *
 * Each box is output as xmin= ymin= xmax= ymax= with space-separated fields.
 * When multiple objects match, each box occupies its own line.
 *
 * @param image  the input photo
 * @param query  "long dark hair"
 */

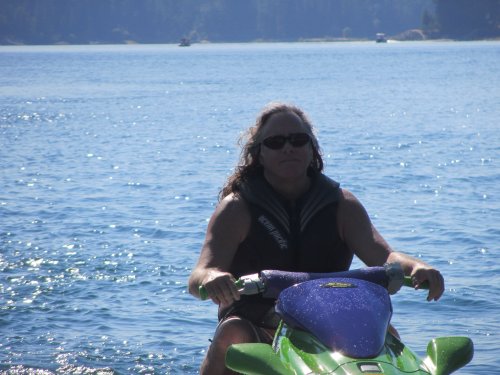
xmin=219 ymin=102 xmax=323 ymax=200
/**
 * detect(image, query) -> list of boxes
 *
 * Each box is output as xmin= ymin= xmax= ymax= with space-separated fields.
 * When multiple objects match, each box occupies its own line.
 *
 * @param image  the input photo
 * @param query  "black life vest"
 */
xmin=219 ymin=172 xmax=353 ymax=326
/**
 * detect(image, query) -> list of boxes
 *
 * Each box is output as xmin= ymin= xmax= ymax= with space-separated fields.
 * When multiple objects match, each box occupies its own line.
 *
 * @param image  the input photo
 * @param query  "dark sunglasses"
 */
xmin=262 ymin=133 xmax=311 ymax=150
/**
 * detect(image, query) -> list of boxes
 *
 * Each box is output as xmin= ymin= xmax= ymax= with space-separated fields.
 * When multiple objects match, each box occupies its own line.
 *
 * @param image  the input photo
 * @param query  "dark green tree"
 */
xmin=435 ymin=0 xmax=500 ymax=39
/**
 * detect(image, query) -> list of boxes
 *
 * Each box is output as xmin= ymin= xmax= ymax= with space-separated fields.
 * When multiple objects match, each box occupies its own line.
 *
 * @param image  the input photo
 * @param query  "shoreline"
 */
xmin=1 ymin=38 xmax=499 ymax=48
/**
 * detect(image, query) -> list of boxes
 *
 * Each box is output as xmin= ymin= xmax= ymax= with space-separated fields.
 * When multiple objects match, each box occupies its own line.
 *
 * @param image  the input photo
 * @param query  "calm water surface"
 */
xmin=1 ymin=42 xmax=499 ymax=374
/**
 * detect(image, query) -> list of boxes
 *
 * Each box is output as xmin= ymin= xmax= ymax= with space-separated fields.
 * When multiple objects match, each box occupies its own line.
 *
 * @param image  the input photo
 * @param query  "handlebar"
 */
xmin=199 ymin=265 xmax=429 ymax=301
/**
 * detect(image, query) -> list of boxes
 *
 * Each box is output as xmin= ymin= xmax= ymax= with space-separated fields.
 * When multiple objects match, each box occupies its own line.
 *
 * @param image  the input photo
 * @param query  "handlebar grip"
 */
xmin=199 ymin=285 xmax=208 ymax=300
xmin=403 ymin=276 xmax=429 ymax=289
xmin=198 ymin=279 xmax=245 ymax=301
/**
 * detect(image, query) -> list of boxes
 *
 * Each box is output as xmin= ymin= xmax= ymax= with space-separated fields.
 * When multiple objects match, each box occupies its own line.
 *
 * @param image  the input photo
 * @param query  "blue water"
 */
xmin=1 ymin=41 xmax=499 ymax=374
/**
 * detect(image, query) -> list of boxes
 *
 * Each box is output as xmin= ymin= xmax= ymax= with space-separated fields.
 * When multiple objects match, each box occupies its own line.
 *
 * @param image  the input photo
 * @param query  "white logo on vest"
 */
xmin=257 ymin=215 xmax=288 ymax=250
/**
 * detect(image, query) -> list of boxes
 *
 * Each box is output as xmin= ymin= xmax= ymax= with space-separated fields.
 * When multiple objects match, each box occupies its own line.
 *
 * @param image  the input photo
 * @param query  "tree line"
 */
xmin=0 ymin=0 xmax=498 ymax=45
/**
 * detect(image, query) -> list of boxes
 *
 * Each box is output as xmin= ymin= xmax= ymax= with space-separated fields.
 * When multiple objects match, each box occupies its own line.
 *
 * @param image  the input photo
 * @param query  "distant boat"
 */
xmin=179 ymin=38 xmax=191 ymax=47
xmin=376 ymin=33 xmax=387 ymax=43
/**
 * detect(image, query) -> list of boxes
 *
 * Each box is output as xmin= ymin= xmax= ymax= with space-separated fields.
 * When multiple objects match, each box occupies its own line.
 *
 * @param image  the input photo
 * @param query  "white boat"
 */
xmin=179 ymin=38 xmax=191 ymax=47
xmin=376 ymin=33 xmax=387 ymax=43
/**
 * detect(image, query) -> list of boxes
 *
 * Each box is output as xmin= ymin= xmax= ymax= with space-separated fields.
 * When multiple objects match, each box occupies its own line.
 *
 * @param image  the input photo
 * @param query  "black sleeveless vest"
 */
xmin=219 ymin=172 xmax=353 ymax=326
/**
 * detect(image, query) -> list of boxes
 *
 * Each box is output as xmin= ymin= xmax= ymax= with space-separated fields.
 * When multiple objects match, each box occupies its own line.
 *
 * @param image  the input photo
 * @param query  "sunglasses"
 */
xmin=261 ymin=133 xmax=311 ymax=150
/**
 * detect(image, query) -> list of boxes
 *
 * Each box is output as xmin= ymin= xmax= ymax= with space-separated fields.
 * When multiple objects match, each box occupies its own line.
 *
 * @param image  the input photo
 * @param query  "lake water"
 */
xmin=1 ymin=41 xmax=499 ymax=374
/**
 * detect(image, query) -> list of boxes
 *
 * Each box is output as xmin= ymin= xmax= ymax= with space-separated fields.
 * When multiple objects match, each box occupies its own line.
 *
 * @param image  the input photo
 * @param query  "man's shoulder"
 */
xmin=218 ymin=193 xmax=250 ymax=216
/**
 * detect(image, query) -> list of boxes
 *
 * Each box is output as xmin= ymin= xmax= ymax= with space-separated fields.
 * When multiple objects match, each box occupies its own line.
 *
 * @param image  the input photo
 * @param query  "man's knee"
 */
xmin=214 ymin=317 xmax=259 ymax=347
xmin=201 ymin=318 xmax=258 ymax=375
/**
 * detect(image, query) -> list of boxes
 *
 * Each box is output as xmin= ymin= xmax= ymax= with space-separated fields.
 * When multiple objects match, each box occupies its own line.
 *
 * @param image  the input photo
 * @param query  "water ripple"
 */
xmin=1 ymin=42 xmax=499 ymax=374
